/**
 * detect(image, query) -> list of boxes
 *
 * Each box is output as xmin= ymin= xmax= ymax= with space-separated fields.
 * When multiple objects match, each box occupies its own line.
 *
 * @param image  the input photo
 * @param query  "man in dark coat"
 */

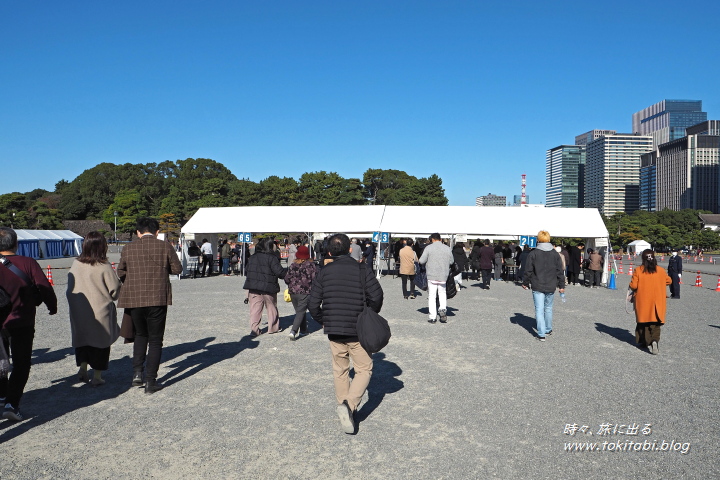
xmin=479 ymin=240 xmax=495 ymax=289
xmin=668 ymin=247 xmax=683 ymax=299
xmin=117 ymin=217 xmax=183 ymax=393
xmin=308 ymin=233 xmax=383 ymax=435
xmin=567 ymin=243 xmax=584 ymax=285
xmin=0 ymin=227 xmax=57 ymax=421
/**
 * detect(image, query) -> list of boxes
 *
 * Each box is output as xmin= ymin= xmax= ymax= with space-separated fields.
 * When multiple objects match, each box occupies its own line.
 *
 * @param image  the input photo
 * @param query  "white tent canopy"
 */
xmin=181 ymin=206 xmax=608 ymax=239
xmin=627 ymin=239 xmax=652 ymax=254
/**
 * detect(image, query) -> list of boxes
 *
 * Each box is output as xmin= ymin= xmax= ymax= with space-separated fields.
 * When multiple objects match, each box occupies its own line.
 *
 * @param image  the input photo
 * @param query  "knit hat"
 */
xmin=296 ymin=246 xmax=310 ymax=259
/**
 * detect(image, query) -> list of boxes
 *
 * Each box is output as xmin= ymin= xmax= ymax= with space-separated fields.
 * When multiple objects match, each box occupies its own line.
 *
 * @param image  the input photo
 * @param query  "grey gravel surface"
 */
xmin=2 ymin=254 xmax=719 ymax=479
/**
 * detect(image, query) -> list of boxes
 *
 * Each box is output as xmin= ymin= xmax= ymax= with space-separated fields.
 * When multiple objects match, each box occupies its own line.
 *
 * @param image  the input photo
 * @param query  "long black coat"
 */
xmin=568 ymin=246 xmax=583 ymax=275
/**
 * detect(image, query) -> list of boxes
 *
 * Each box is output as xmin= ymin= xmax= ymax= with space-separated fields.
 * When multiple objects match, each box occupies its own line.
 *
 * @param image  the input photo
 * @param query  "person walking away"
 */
xmin=0 ymin=227 xmax=57 ymax=421
xmin=286 ymin=237 xmax=300 ymax=265
xmin=284 ymin=246 xmax=317 ymax=340
xmin=586 ymin=248 xmax=604 ymax=288
xmin=629 ymin=249 xmax=671 ymax=354
xmin=308 ymin=234 xmax=383 ymax=434
xmin=668 ymin=247 xmax=682 ymax=299
xmin=117 ymin=217 xmax=183 ymax=394
xmin=362 ymin=241 xmax=375 ymax=273
xmin=187 ymin=240 xmax=202 ymax=279
xmin=522 ymin=230 xmax=565 ymax=341
xmin=468 ymin=241 xmax=481 ymax=281
xmin=493 ymin=242 xmax=504 ymax=281
xmin=243 ymin=238 xmax=287 ymax=336
xmin=200 ymin=238 xmax=214 ymax=277
xmin=349 ymin=238 xmax=362 ymax=263
xmin=479 ymin=240 xmax=495 ymax=289
xmin=399 ymin=238 xmax=418 ymax=299
xmin=67 ymin=232 xmax=122 ymax=387
xmin=452 ymin=242 xmax=468 ymax=289
xmin=419 ymin=233 xmax=453 ymax=323
xmin=517 ymin=245 xmax=531 ymax=283
xmin=220 ymin=238 xmax=232 ymax=276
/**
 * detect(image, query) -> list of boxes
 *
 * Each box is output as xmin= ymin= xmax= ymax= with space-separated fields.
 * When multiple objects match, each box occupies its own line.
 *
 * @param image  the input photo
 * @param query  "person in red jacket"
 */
xmin=0 ymin=227 xmax=58 ymax=421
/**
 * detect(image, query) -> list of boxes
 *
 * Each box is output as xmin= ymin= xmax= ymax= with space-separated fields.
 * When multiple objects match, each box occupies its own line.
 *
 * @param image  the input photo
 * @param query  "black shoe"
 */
xmin=547 ymin=330 xmax=553 ymax=336
xmin=428 ymin=318 xmax=437 ymax=323
xmin=536 ymin=336 xmax=546 ymax=342
xmin=132 ymin=371 xmax=144 ymax=387
xmin=404 ymin=296 xmax=408 ymax=300
xmin=438 ymin=309 xmax=447 ymax=323
xmin=145 ymin=379 xmax=164 ymax=394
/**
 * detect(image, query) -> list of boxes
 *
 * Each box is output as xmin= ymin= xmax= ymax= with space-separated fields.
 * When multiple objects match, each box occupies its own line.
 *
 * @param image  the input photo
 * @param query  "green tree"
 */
xmin=297 ymin=171 xmax=364 ymax=205
xmin=257 ymin=176 xmax=299 ymax=206
xmin=104 ymin=189 xmax=148 ymax=234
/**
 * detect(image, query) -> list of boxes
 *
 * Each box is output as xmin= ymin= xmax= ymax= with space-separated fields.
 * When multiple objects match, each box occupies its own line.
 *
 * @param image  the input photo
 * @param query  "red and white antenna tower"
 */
xmin=521 ymin=174 xmax=527 ymax=205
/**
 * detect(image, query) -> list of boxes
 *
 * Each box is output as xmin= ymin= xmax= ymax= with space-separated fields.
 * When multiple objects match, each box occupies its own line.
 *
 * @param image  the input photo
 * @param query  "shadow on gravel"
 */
xmin=416 ymin=306 xmax=458 ymax=316
xmin=159 ymin=336 xmax=260 ymax=388
xmin=510 ymin=312 xmax=536 ymax=337
xmin=594 ymin=323 xmax=635 ymax=346
xmin=32 ymin=346 xmax=74 ymax=365
xmin=278 ymin=314 xmax=323 ymax=335
xmin=0 ymin=355 xmax=134 ymax=443
xmin=710 ymin=325 xmax=720 ymax=329
xmin=355 ymin=352 xmax=404 ymax=430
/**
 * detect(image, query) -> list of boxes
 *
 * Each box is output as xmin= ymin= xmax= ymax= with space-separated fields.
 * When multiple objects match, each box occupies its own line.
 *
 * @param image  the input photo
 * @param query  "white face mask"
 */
xmin=555 ymin=246 xmax=561 ymax=253
xmin=672 ymin=251 xmax=677 ymax=256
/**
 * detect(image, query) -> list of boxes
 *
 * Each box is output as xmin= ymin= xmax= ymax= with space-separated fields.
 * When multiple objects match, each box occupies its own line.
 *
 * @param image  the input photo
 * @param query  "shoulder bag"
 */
xmin=0 ymin=255 xmax=42 ymax=306
xmin=357 ymin=264 xmax=391 ymax=354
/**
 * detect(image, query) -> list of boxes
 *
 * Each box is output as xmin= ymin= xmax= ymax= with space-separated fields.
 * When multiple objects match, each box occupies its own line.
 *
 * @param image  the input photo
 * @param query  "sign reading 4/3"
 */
xmin=238 ymin=232 xmax=252 ymax=243
xmin=520 ymin=235 xmax=538 ymax=248
xmin=373 ymin=232 xmax=390 ymax=243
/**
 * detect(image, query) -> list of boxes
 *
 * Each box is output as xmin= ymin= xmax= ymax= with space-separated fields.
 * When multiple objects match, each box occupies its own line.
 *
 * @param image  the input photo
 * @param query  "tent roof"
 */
xmin=627 ymin=240 xmax=651 ymax=245
xmin=182 ymin=206 xmax=608 ymax=239
xmin=14 ymin=229 xmax=82 ymax=240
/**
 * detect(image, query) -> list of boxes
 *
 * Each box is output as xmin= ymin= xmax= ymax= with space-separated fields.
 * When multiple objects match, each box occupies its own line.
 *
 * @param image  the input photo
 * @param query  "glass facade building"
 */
xmin=632 ymin=100 xmax=707 ymax=149
xmin=476 ymin=194 xmax=507 ymax=206
xmin=545 ymin=145 xmax=585 ymax=208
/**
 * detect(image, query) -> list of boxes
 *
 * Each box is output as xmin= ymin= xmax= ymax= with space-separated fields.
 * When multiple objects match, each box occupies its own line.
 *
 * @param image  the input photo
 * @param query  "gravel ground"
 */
xmin=2 ymin=254 xmax=719 ymax=479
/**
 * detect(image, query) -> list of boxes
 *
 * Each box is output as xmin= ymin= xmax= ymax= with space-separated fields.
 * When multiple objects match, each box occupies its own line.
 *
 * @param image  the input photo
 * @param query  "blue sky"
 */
xmin=1 ymin=1 xmax=718 ymax=205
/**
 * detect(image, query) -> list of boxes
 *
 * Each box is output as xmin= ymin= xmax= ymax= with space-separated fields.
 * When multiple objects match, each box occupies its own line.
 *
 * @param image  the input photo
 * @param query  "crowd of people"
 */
xmin=0 ymin=221 xmax=675 ymax=433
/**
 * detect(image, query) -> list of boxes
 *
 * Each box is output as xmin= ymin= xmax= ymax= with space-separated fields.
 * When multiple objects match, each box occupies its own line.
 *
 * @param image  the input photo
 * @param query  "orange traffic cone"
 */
xmin=628 ymin=264 xmax=633 ymax=276
xmin=46 ymin=265 xmax=55 ymax=286
xmin=694 ymin=271 xmax=702 ymax=287
xmin=619 ymin=263 xmax=624 ymax=274
xmin=112 ymin=262 xmax=116 ymax=271
xmin=661 ymin=256 xmax=664 ymax=262
xmin=715 ymin=276 xmax=720 ymax=292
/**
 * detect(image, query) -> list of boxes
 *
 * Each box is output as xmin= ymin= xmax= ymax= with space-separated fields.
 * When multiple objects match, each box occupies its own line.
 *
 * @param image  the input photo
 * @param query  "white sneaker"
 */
xmin=2 ymin=404 xmax=23 ymax=421
xmin=288 ymin=330 xmax=297 ymax=340
xmin=336 ymin=401 xmax=356 ymax=434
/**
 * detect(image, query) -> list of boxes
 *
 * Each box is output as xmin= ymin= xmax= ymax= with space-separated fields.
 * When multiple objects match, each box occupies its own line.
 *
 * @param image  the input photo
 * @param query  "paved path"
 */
xmin=2 ymin=256 xmax=718 ymax=479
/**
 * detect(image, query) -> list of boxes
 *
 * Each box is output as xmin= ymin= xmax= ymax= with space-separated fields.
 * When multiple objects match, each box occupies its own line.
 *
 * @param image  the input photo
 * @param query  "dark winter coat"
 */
xmin=242 ymin=252 xmax=287 ymax=294
xmin=452 ymin=245 xmax=468 ymax=271
xmin=522 ymin=244 xmax=566 ymax=293
xmin=479 ymin=245 xmax=495 ymax=270
xmin=308 ymin=255 xmax=383 ymax=337
xmin=468 ymin=245 xmax=481 ymax=270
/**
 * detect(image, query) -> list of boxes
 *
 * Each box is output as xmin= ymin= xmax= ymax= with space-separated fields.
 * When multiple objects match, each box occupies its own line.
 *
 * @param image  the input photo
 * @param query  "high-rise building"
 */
xmin=632 ymin=100 xmax=707 ymax=149
xmin=584 ymin=133 xmax=653 ymax=215
xmin=476 ymin=194 xmax=507 ymax=206
xmin=545 ymin=145 xmax=585 ymax=208
xmin=575 ymin=130 xmax=617 ymax=146
xmin=639 ymin=151 xmax=657 ymax=211
xmin=513 ymin=194 xmax=531 ymax=205
xmin=655 ymin=121 xmax=720 ymax=213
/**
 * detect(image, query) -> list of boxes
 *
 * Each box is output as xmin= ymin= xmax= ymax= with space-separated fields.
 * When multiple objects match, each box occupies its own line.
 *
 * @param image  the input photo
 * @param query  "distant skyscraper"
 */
xmin=584 ymin=133 xmax=653 ymax=215
xmin=639 ymin=151 xmax=657 ymax=212
xmin=476 ymin=194 xmax=507 ymax=206
xmin=632 ymin=100 xmax=707 ymax=149
xmin=545 ymin=145 xmax=585 ymax=208
xmin=513 ymin=194 xmax=531 ymax=205
xmin=575 ymin=130 xmax=617 ymax=146
xmin=655 ymin=121 xmax=720 ymax=213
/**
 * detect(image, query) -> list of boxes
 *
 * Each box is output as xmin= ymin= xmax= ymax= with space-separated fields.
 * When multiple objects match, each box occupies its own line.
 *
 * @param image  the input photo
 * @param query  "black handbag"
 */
xmin=446 ymin=270 xmax=458 ymax=299
xmin=357 ymin=264 xmax=391 ymax=354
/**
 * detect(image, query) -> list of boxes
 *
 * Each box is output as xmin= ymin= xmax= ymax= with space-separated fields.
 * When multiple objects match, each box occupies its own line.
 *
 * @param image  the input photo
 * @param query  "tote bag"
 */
xmin=357 ymin=264 xmax=391 ymax=354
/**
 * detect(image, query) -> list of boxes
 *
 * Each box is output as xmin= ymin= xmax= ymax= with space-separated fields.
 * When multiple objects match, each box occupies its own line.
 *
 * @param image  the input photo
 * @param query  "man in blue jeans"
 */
xmin=522 ymin=230 xmax=565 ymax=341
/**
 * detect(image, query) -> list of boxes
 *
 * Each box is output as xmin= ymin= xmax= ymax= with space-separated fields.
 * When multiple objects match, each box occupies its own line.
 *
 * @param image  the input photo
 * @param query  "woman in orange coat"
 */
xmin=629 ymin=249 xmax=671 ymax=355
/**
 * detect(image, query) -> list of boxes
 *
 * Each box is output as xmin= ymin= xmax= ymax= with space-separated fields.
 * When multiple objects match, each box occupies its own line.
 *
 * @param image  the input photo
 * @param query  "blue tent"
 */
xmin=15 ymin=230 xmax=40 ymax=259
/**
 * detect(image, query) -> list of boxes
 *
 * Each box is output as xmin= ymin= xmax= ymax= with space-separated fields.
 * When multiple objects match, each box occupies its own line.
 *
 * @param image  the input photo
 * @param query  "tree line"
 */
xmin=604 ymin=209 xmax=720 ymax=251
xmin=0 ymin=158 xmax=448 ymax=233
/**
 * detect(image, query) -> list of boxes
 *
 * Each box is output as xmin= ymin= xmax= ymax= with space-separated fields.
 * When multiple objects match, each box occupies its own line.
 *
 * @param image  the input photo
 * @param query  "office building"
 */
xmin=655 ymin=122 xmax=720 ymax=213
xmin=639 ymin=151 xmax=657 ymax=211
xmin=575 ymin=130 xmax=616 ymax=146
xmin=476 ymin=194 xmax=507 ymax=206
xmin=584 ymin=133 xmax=653 ymax=215
xmin=632 ymin=100 xmax=707 ymax=149
xmin=545 ymin=145 xmax=585 ymax=208
xmin=512 ymin=194 xmax=531 ymax=206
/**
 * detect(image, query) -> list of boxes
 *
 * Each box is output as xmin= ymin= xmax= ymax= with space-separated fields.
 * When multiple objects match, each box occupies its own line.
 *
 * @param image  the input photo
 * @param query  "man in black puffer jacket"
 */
xmin=242 ymin=238 xmax=287 ymax=336
xmin=308 ymin=233 xmax=383 ymax=435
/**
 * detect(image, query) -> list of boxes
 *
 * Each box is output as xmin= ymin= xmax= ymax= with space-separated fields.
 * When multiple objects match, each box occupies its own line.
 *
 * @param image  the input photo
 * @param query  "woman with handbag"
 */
xmin=629 ymin=249 xmax=671 ymax=355
xmin=283 ymin=246 xmax=317 ymax=340
xmin=243 ymin=238 xmax=287 ymax=336
xmin=66 ymin=232 xmax=122 ymax=386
